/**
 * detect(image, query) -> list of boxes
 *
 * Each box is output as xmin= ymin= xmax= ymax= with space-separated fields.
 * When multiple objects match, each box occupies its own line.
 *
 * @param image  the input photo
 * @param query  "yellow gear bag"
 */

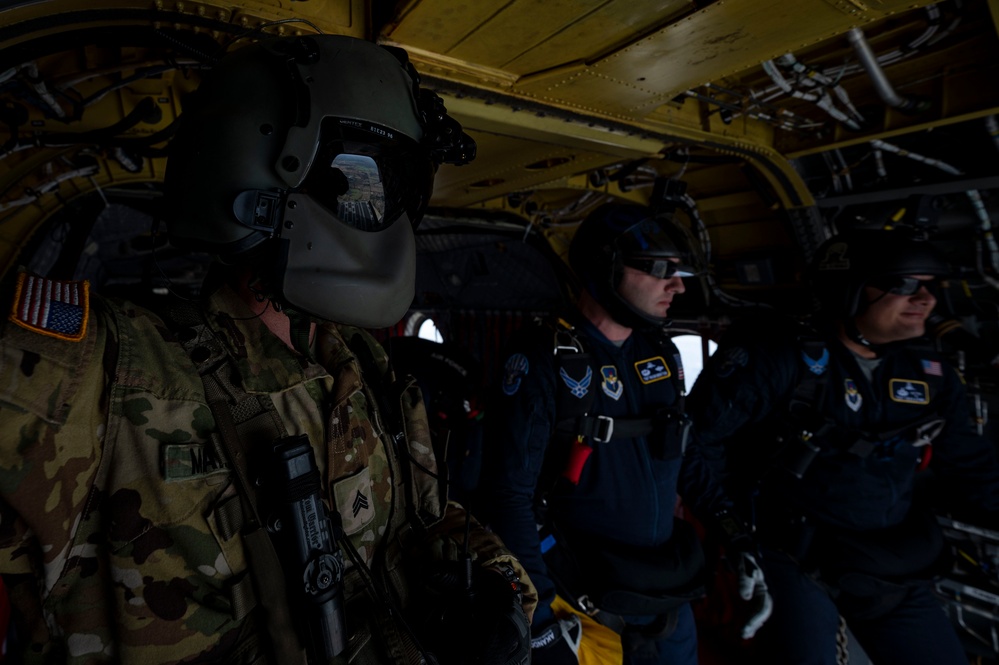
xmin=552 ymin=595 xmax=624 ymax=665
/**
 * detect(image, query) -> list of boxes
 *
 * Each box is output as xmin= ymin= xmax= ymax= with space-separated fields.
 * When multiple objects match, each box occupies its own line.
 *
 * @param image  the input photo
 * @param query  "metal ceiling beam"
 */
xmin=814 ymin=175 xmax=999 ymax=208
xmin=433 ymin=86 xmax=815 ymax=209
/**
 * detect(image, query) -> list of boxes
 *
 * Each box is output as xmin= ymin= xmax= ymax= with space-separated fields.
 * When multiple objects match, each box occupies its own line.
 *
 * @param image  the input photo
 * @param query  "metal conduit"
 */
xmin=846 ymin=27 xmax=928 ymax=114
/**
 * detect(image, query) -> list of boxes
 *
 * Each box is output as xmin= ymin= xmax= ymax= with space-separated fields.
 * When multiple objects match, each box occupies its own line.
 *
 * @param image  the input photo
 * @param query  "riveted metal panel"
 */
xmin=514 ymin=0 xmax=939 ymax=117
xmin=386 ymin=0 xmax=696 ymax=75
xmin=384 ymin=0 xmax=521 ymax=55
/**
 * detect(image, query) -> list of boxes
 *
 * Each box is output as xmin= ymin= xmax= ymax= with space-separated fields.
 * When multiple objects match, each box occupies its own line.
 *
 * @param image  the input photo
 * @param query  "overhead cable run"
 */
xmin=870 ymin=138 xmax=999 ymax=288
xmin=693 ymin=2 xmax=959 ymax=132
xmin=655 ymin=180 xmax=764 ymax=309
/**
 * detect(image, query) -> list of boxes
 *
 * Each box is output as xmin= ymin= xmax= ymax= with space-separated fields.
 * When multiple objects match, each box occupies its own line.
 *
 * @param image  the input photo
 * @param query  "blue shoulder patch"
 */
xmin=560 ymin=366 xmax=593 ymax=399
xmin=502 ymin=353 xmax=529 ymax=395
xmin=801 ymin=347 xmax=829 ymax=375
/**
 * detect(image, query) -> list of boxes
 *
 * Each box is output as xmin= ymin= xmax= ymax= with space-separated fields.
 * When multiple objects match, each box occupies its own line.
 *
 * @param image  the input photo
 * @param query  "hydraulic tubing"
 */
xmin=846 ymin=28 xmax=928 ymax=114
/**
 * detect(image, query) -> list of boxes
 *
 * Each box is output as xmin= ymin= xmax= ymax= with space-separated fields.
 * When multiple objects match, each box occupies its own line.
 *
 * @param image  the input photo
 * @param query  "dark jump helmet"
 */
xmin=810 ymin=229 xmax=950 ymax=319
xmin=164 ymin=35 xmax=475 ymax=327
xmin=568 ymin=202 xmax=703 ymax=329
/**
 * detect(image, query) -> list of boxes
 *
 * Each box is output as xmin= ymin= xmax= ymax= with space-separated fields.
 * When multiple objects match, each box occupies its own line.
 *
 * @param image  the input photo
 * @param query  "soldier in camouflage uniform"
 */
xmin=0 ymin=35 xmax=535 ymax=665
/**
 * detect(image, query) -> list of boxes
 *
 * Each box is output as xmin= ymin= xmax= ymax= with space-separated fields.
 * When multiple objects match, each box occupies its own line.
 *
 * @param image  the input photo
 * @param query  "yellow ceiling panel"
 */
xmin=515 ymin=0 xmax=940 ymax=115
xmin=384 ymin=0 xmax=518 ymax=54
xmin=387 ymin=0 xmax=695 ymax=74
xmin=454 ymin=0 xmax=694 ymax=73
xmin=446 ymin=0 xmax=611 ymax=67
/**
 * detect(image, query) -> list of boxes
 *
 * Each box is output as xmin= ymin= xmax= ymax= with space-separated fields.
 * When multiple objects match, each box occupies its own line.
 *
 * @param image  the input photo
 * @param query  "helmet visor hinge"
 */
xmin=233 ymin=190 xmax=284 ymax=234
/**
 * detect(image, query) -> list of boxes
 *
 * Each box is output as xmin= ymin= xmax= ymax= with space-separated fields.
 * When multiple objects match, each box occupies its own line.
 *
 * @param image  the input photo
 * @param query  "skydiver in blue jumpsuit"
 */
xmin=482 ymin=203 xmax=772 ymax=665
xmin=688 ymin=230 xmax=999 ymax=664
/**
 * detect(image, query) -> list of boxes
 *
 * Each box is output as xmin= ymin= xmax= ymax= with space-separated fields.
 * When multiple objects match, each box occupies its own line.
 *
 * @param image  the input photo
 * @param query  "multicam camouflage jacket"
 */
xmin=0 ymin=274 xmax=535 ymax=664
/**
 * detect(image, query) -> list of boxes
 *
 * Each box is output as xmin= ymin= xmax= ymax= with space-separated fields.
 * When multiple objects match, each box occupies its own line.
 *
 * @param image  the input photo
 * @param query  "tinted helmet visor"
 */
xmin=301 ymin=118 xmax=435 ymax=232
xmin=615 ymin=217 xmax=697 ymax=277
xmin=866 ymin=275 xmax=940 ymax=296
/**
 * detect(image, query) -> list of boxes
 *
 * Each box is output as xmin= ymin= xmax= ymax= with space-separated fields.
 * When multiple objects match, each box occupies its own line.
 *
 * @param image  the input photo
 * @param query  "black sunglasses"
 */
xmin=867 ymin=276 xmax=940 ymax=296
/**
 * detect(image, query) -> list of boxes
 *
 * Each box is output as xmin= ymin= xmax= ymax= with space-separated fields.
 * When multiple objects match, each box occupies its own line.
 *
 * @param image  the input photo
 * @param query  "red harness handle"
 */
xmin=561 ymin=436 xmax=593 ymax=485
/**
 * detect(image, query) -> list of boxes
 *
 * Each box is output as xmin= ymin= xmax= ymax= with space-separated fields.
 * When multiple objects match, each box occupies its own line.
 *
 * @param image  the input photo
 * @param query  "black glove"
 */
xmin=530 ymin=615 xmax=582 ymax=665
xmin=419 ymin=560 xmax=530 ymax=665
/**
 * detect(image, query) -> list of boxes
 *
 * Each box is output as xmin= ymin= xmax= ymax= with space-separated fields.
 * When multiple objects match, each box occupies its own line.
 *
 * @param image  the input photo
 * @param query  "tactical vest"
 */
xmin=0 ymin=280 xmax=445 ymax=665
xmin=161 ymin=298 xmax=447 ymax=665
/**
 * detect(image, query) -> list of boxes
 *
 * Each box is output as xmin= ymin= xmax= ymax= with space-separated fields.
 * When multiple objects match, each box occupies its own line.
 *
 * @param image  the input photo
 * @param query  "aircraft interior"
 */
xmin=1 ymin=0 xmax=998 ymax=662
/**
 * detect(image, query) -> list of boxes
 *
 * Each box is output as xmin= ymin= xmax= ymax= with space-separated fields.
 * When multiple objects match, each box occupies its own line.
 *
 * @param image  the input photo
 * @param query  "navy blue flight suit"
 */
xmin=688 ymin=317 xmax=999 ymax=665
xmin=482 ymin=315 xmax=727 ymax=665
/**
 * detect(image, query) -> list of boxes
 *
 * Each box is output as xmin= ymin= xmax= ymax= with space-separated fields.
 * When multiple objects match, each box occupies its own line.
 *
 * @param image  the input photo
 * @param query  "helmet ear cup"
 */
xmin=165 ymin=43 xmax=300 ymax=254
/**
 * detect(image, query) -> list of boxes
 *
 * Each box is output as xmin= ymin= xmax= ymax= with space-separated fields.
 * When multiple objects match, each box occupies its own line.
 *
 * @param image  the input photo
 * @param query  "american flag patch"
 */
xmin=10 ymin=273 xmax=90 ymax=341
xmin=921 ymin=359 xmax=943 ymax=376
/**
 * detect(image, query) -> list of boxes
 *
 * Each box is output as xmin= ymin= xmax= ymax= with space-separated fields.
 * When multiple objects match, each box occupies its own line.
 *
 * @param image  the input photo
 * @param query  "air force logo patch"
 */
xmin=889 ymin=379 xmax=930 ymax=405
xmin=560 ymin=366 xmax=593 ymax=399
xmin=802 ymin=348 xmax=829 ymax=375
xmin=635 ymin=356 xmax=670 ymax=384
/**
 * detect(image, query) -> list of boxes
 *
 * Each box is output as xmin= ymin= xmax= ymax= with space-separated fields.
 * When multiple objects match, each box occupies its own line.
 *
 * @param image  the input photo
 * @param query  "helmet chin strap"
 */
xmin=844 ymin=318 xmax=873 ymax=349
xmin=598 ymin=286 xmax=671 ymax=332
xmin=843 ymin=291 xmax=893 ymax=355
xmin=844 ymin=317 xmax=906 ymax=356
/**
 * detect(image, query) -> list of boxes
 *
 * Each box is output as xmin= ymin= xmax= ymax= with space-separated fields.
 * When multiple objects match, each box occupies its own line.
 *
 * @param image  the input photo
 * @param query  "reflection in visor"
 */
xmin=301 ymin=118 xmax=436 ymax=233
xmin=329 ymin=154 xmax=387 ymax=231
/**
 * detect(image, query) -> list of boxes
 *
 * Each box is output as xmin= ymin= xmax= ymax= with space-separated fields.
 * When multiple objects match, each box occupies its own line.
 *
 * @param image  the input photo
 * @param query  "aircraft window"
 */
xmin=671 ymin=334 xmax=718 ymax=394
xmin=404 ymin=312 xmax=444 ymax=343
xmin=418 ymin=317 xmax=444 ymax=343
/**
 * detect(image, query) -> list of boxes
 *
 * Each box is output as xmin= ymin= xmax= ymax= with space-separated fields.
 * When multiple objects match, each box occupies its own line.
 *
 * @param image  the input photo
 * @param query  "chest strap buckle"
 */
xmin=593 ymin=415 xmax=614 ymax=443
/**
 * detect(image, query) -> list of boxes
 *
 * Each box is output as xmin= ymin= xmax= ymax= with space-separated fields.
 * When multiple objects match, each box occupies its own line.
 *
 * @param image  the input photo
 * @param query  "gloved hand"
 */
xmin=530 ymin=615 xmax=582 ymax=665
xmin=737 ymin=552 xmax=773 ymax=639
xmin=419 ymin=560 xmax=531 ymax=665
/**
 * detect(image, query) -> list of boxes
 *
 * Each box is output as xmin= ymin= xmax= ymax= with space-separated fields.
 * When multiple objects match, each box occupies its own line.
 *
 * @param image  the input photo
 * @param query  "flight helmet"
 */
xmin=164 ymin=35 xmax=475 ymax=327
xmin=568 ymin=202 xmax=703 ymax=328
xmin=810 ymin=229 xmax=950 ymax=320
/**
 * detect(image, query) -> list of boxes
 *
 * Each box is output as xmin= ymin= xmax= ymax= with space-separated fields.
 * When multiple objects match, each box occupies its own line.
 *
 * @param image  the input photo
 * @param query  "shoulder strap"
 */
xmin=764 ymin=332 xmax=836 ymax=479
xmin=347 ymin=330 xmax=446 ymax=531
xmin=165 ymin=299 xmax=308 ymax=665
xmin=788 ymin=336 xmax=832 ymax=425
xmin=552 ymin=318 xmax=597 ymax=425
